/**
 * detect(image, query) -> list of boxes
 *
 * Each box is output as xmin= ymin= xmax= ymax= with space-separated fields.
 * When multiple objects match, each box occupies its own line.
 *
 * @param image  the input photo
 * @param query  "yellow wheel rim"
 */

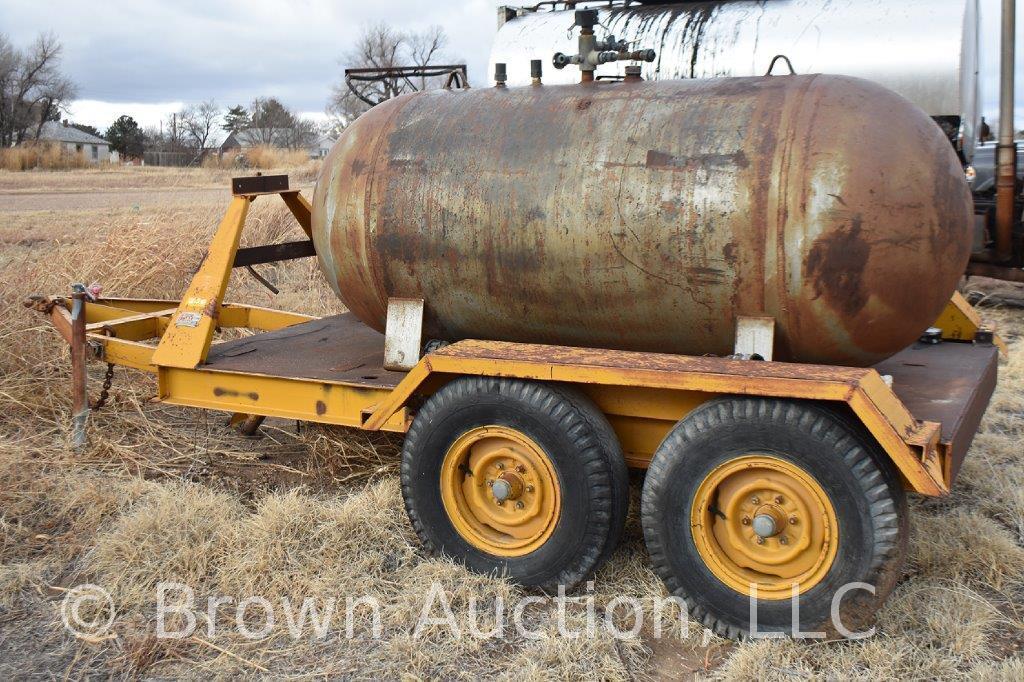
xmin=691 ymin=455 xmax=838 ymax=600
xmin=440 ymin=426 xmax=561 ymax=557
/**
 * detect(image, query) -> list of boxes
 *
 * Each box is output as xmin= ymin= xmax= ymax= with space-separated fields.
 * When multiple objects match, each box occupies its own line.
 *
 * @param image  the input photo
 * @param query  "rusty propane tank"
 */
xmin=311 ymin=75 xmax=972 ymax=366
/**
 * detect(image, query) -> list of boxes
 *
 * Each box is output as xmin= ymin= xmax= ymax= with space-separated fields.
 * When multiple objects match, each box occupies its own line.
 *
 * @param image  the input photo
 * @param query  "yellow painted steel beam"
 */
xmin=94 ymin=298 xmax=184 ymax=314
xmin=845 ymin=374 xmax=946 ymax=496
xmin=84 ymin=302 xmax=158 ymax=323
xmin=158 ymin=367 xmax=408 ymax=432
xmin=217 ymin=304 xmax=314 ymax=331
xmin=151 ymin=196 xmax=250 ymax=369
xmin=80 ymin=299 xmax=312 ymax=335
xmin=95 ymin=336 xmax=157 ymax=373
xmin=363 ymin=341 xmax=948 ymax=495
xmin=582 ymin=385 xmax=711 ymax=467
xmin=86 ymin=307 xmax=177 ymax=341
xmin=364 ymin=351 xmax=854 ymax=434
xmin=280 ymin=191 xmax=313 ymax=238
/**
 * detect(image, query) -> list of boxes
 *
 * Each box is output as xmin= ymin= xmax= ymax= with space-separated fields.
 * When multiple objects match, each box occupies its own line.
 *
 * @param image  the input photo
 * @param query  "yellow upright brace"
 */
xmin=281 ymin=191 xmax=313 ymax=238
xmin=151 ymin=196 xmax=250 ymax=369
xmin=934 ymin=291 xmax=1008 ymax=355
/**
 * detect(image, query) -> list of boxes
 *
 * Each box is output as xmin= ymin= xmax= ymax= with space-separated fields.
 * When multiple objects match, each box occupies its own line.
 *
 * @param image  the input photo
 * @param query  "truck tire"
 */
xmin=641 ymin=397 xmax=907 ymax=639
xmin=401 ymin=377 xmax=629 ymax=591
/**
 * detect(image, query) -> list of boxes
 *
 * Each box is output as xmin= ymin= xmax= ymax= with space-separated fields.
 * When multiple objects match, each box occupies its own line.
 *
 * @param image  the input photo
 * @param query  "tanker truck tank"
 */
xmin=311 ymin=74 xmax=972 ymax=367
xmin=491 ymin=0 xmax=980 ymax=159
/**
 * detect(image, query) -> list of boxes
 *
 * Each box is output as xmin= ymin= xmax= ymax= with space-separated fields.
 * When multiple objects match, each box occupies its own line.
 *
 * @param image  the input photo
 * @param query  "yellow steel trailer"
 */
xmin=26 ymin=178 xmax=1004 ymax=639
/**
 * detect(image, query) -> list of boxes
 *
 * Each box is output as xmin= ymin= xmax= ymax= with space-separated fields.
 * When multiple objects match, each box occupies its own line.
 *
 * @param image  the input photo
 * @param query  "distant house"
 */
xmin=35 ymin=121 xmax=111 ymax=163
xmin=309 ymin=134 xmax=336 ymax=159
xmin=220 ymin=132 xmax=244 ymax=156
xmin=218 ymin=129 xmax=333 ymax=159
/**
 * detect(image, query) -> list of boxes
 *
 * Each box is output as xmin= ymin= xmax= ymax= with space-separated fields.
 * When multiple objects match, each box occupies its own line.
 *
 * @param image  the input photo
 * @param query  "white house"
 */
xmin=309 ymin=134 xmax=336 ymax=159
xmin=36 ymin=121 xmax=111 ymax=164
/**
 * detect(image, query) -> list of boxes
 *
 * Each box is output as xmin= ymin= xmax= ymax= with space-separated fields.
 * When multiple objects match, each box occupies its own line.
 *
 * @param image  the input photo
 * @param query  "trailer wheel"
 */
xmin=401 ymin=377 xmax=629 ymax=591
xmin=641 ymin=397 xmax=907 ymax=640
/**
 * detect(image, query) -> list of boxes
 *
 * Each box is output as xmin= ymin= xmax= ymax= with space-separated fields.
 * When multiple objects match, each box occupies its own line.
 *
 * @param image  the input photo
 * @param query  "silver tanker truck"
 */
xmin=493 ymin=0 xmax=981 ymax=155
xmin=491 ymin=0 xmax=1023 ymax=281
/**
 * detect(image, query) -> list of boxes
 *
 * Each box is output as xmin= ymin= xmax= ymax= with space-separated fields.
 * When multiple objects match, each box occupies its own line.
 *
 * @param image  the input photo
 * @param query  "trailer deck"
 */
xmin=205 ymin=312 xmax=405 ymax=389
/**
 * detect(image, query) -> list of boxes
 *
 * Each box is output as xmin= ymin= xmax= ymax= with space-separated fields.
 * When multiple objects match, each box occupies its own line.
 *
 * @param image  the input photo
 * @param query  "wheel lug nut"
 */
xmin=789 ymin=516 xmax=797 ymax=525
xmin=516 ymin=464 xmax=526 ymax=474
xmin=779 ymin=536 xmax=788 ymax=545
xmin=775 ymin=495 xmax=784 ymax=504
xmin=496 ymin=499 xmax=504 ymax=506
xmin=751 ymin=497 xmax=760 ymax=505
xmin=526 ymin=485 xmax=535 ymax=493
xmin=741 ymin=516 xmax=751 ymax=525
xmin=756 ymin=536 xmax=765 ymax=545
xmin=486 ymin=479 xmax=494 ymax=487
xmin=515 ymin=501 xmax=524 ymax=510
xmin=497 ymin=462 xmax=505 ymax=470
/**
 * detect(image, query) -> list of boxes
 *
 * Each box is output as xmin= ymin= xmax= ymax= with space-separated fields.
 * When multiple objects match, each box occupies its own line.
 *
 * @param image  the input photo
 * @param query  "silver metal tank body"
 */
xmin=490 ymin=0 xmax=980 ymax=158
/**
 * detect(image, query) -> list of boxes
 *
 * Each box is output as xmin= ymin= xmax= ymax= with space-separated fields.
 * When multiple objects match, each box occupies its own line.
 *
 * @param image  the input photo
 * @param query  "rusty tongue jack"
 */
xmin=552 ymin=9 xmax=656 ymax=83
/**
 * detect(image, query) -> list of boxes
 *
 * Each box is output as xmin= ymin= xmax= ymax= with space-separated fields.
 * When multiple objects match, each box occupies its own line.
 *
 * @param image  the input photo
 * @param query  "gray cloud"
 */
xmin=2 ymin=0 xmax=496 ymax=113
xmin=1 ymin=0 xmax=1020 ymax=129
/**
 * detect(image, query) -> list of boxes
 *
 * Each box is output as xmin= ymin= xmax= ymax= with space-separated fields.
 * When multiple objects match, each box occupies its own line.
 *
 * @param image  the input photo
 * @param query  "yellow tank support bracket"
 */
xmin=935 ymin=291 xmax=1008 ymax=355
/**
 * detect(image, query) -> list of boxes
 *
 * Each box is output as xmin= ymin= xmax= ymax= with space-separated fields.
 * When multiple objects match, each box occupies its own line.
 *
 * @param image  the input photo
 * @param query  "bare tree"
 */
xmin=242 ymin=97 xmax=294 ymax=146
xmin=181 ymin=99 xmax=221 ymax=153
xmin=142 ymin=125 xmax=165 ymax=152
xmin=327 ymin=23 xmax=454 ymax=128
xmin=280 ymin=116 xmax=318 ymax=150
xmin=0 ymin=32 xmax=78 ymax=147
xmin=1 ymin=36 xmax=20 ymax=140
xmin=330 ymin=22 xmax=404 ymax=123
xmin=407 ymin=25 xmax=447 ymax=91
xmin=159 ymin=112 xmax=186 ymax=151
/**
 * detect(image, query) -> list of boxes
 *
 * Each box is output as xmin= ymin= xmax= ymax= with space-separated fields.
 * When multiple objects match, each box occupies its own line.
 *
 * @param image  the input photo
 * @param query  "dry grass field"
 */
xmin=1 ymin=165 xmax=1023 ymax=679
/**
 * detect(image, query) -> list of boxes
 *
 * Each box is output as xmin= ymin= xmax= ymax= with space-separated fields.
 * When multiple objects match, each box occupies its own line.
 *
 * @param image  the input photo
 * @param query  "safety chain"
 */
xmin=90 ymin=363 xmax=116 ymax=409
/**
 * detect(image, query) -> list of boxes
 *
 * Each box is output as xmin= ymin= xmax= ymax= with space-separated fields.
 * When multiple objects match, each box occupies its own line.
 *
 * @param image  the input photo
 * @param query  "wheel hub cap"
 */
xmin=691 ymin=455 xmax=839 ymax=600
xmin=491 ymin=478 xmax=512 ymax=502
xmin=440 ymin=426 xmax=561 ymax=557
xmin=752 ymin=513 xmax=778 ymax=538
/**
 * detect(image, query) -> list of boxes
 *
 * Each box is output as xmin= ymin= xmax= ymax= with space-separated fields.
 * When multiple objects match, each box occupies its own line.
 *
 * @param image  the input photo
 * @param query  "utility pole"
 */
xmin=995 ymin=0 xmax=1017 ymax=262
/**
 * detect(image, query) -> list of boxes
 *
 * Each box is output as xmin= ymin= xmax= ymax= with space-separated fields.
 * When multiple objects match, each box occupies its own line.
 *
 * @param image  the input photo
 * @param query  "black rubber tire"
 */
xmin=401 ymin=377 xmax=629 ymax=591
xmin=641 ymin=397 xmax=908 ymax=640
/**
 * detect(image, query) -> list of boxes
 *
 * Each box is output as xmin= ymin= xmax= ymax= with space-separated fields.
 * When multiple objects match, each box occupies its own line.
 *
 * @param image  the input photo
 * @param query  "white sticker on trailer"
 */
xmin=175 ymin=312 xmax=202 ymax=328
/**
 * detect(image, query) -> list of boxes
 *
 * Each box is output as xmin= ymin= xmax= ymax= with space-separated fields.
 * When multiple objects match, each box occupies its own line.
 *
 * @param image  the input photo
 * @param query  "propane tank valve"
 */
xmin=552 ymin=8 xmax=656 ymax=82
xmin=530 ymin=59 xmax=543 ymax=85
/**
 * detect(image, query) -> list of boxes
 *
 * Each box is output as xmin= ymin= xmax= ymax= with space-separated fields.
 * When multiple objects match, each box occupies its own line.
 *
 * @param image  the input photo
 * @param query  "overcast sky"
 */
xmin=0 ymin=0 xmax=1021 ymax=132
xmin=1 ymin=0 xmax=498 ymax=130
